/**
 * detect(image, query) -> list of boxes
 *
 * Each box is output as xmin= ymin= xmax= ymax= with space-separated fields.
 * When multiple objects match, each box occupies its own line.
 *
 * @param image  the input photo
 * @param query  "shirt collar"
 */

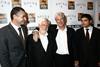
xmin=11 ymin=22 xmax=20 ymax=30
xmin=39 ymin=32 xmax=48 ymax=37
xmin=57 ymin=26 xmax=67 ymax=31
xmin=84 ymin=26 xmax=93 ymax=31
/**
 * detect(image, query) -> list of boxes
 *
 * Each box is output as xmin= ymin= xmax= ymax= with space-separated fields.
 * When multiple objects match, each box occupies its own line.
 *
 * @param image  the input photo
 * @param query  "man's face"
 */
xmin=14 ymin=10 xmax=26 ymax=26
xmin=55 ymin=16 xmax=65 ymax=28
xmin=81 ymin=17 xmax=92 ymax=28
xmin=23 ymin=13 xmax=29 ymax=25
xmin=39 ymin=21 xmax=49 ymax=31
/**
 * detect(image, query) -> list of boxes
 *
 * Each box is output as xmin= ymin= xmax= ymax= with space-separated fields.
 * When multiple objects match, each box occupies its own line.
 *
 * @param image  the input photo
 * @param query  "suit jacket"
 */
xmin=52 ymin=27 xmax=77 ymax=59
xmin=76 ymin=27 xmax=100 ymax=64
xmin=27 ymin=33 xmax=55 ymax=67
xmin=0 ymin=24 xmax=27 ymax=67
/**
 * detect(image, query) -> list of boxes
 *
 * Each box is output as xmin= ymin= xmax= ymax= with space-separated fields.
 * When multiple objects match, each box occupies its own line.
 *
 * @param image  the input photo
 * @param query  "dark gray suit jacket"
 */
xmin=0 ymin=24 xmax=27 ymax=67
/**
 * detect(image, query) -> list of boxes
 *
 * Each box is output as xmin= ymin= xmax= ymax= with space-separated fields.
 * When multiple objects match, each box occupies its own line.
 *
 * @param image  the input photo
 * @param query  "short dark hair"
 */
xmin=81 ymin=14 xmax=93 ymax=21
xmin=10 ymin=7 xmax=25 ymax=20
xmin=81 ymin=14 xmax=94 ymax=26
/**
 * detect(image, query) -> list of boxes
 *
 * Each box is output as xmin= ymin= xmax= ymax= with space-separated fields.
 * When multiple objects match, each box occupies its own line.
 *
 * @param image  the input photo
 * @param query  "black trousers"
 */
xmin=54 ymin=54 xmax=74 ymax=67
xmin=80 ymin=59 xmax=97 ymax=67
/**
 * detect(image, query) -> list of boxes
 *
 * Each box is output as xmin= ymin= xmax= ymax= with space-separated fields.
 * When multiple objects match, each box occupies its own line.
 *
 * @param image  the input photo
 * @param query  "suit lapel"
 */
xmin=21 ymin=25 xmax=28 ymax=40
xmin=38 ymin=39 xmax=47 ymax=53
xmin=81 ymin=27 xmax=94 ymax=41
xmin=55 ymin=29 xmax=58 ymax=49
xmin=8 ymin=24 xmax=25 ymax=49
xmin=89 ymin=27 xmax=95 ymax=41
xmin=66 ymin=27 xmax=71 ymax=50
xmin=8 ymin=24 xmax=20 ymax=40
xmin=80 ymin=28 xmax=86 ymax=39
xmin=56 ymin=28 xmax=69 ymax=50
xmin=45 ymin=35 xmax=50 ymax=52
xmin=55 ymin=29 xmax=58 ymax=37
xmin=39 ymin=35 xmax=51 ymax=52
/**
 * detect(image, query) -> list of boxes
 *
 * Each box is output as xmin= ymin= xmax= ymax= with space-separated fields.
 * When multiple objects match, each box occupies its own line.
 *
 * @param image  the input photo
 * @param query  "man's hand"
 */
xmin=32 ymin=30 xmax=39 ymax=42
xmin=97 ymin=62 xmax=100 ymax=67
xmin=74 ymin=60 xmax=79 ymax=67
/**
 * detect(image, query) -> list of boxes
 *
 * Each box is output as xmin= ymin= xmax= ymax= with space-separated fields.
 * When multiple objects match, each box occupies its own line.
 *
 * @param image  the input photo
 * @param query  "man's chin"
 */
xmin=21 ymin=22 xmax=25 ymax=25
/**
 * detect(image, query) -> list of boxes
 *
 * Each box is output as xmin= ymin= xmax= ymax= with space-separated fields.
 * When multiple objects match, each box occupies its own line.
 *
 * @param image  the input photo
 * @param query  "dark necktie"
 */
xmin=18 ymin=27 xmax=25 ymax=48
xmin=86 ymin=29 xmax=89 ymax=41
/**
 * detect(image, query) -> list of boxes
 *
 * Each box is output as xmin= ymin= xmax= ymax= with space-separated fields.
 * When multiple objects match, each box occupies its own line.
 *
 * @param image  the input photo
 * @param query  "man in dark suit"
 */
xmin=52 ymin=12 xmax=76 ymax=67
xmin=27 ymin=18 xmax=54 ymax=67
xmin=75 ymin=14 xmax=100 ymax=67
xmin=0 ymin=7 xmax=27 ymax=67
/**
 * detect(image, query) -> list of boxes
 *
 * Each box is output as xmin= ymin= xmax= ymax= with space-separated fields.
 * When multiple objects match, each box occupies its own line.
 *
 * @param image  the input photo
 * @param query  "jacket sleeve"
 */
xmin=97 ymin=29 xmax=100 ymax=62
xmin=71 ymin=28 xmax=78 ymax=60
xmin=0 ymin=30 xmax=12 ymax=67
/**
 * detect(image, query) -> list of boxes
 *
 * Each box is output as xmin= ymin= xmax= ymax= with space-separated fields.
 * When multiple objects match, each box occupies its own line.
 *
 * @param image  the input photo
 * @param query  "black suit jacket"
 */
xmin=27 ymin=33 xmax=55 ymax=67
xmin=76 ymin=27 xmax=100 ymax=64
xmin=0 ymin=24 xmax=27 ymax=67
xmin=52 ymin=27 xmax=77 ymax=59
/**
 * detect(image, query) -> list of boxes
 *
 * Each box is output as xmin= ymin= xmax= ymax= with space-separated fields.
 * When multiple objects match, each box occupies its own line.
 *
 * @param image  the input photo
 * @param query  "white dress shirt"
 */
xmin=39 ymin=32 xmax=48 ymax=52
xmin=56 ymin=27 xmax=69 ymax=55
xmin=84 ymin=26 xmax=93 ymax=39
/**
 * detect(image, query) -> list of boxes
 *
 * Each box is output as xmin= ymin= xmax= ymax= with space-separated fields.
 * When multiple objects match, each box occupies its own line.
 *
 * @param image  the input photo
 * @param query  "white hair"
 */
xmin=38 ymin=18 xmax=51 ymax=25
xmin=55 ymin=12 xmax=65 ymax=19
xmin=55 ymin=12 xmax=67 ymax=23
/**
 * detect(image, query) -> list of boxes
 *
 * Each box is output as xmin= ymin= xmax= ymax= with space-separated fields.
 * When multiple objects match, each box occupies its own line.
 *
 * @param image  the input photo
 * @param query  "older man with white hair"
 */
xmin=51 ymin=12 xmax=77 ymax=67
xmin=27 ymin=18 xmax=55 ymax=67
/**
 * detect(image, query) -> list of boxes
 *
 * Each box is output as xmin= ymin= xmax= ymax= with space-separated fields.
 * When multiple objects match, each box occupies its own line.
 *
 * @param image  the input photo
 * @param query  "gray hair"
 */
xmin=38 ymin=18 xmax=51 ymax=26
xmin=55 ymin=12 xmax=67 ymax=24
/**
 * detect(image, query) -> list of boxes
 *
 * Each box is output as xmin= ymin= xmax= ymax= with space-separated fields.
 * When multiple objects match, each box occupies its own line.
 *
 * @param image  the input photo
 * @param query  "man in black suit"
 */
xmin=52 ymin=12 xmax=76 ymax=67
xmin=0 ymin=7 xmax=27 ymax=67
xmin=75 ymin=14 xmax=100 ymax=67
xmin=27 ymin=18 xmax=54 ymax=67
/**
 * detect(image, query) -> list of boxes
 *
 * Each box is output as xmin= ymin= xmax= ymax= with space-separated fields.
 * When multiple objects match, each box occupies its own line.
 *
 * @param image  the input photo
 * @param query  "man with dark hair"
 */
xmin=75 ymin=14 xmax=100 ymax=67
xmin=0 ymin=7 xmax=27 ymax=67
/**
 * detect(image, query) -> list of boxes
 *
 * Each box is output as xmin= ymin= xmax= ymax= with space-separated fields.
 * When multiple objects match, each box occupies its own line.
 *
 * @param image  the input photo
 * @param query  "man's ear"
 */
xmin=13 ymin=14 xmax=18 ymax=19
xmin=90 ymin=20 xmax=92 ymax=24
